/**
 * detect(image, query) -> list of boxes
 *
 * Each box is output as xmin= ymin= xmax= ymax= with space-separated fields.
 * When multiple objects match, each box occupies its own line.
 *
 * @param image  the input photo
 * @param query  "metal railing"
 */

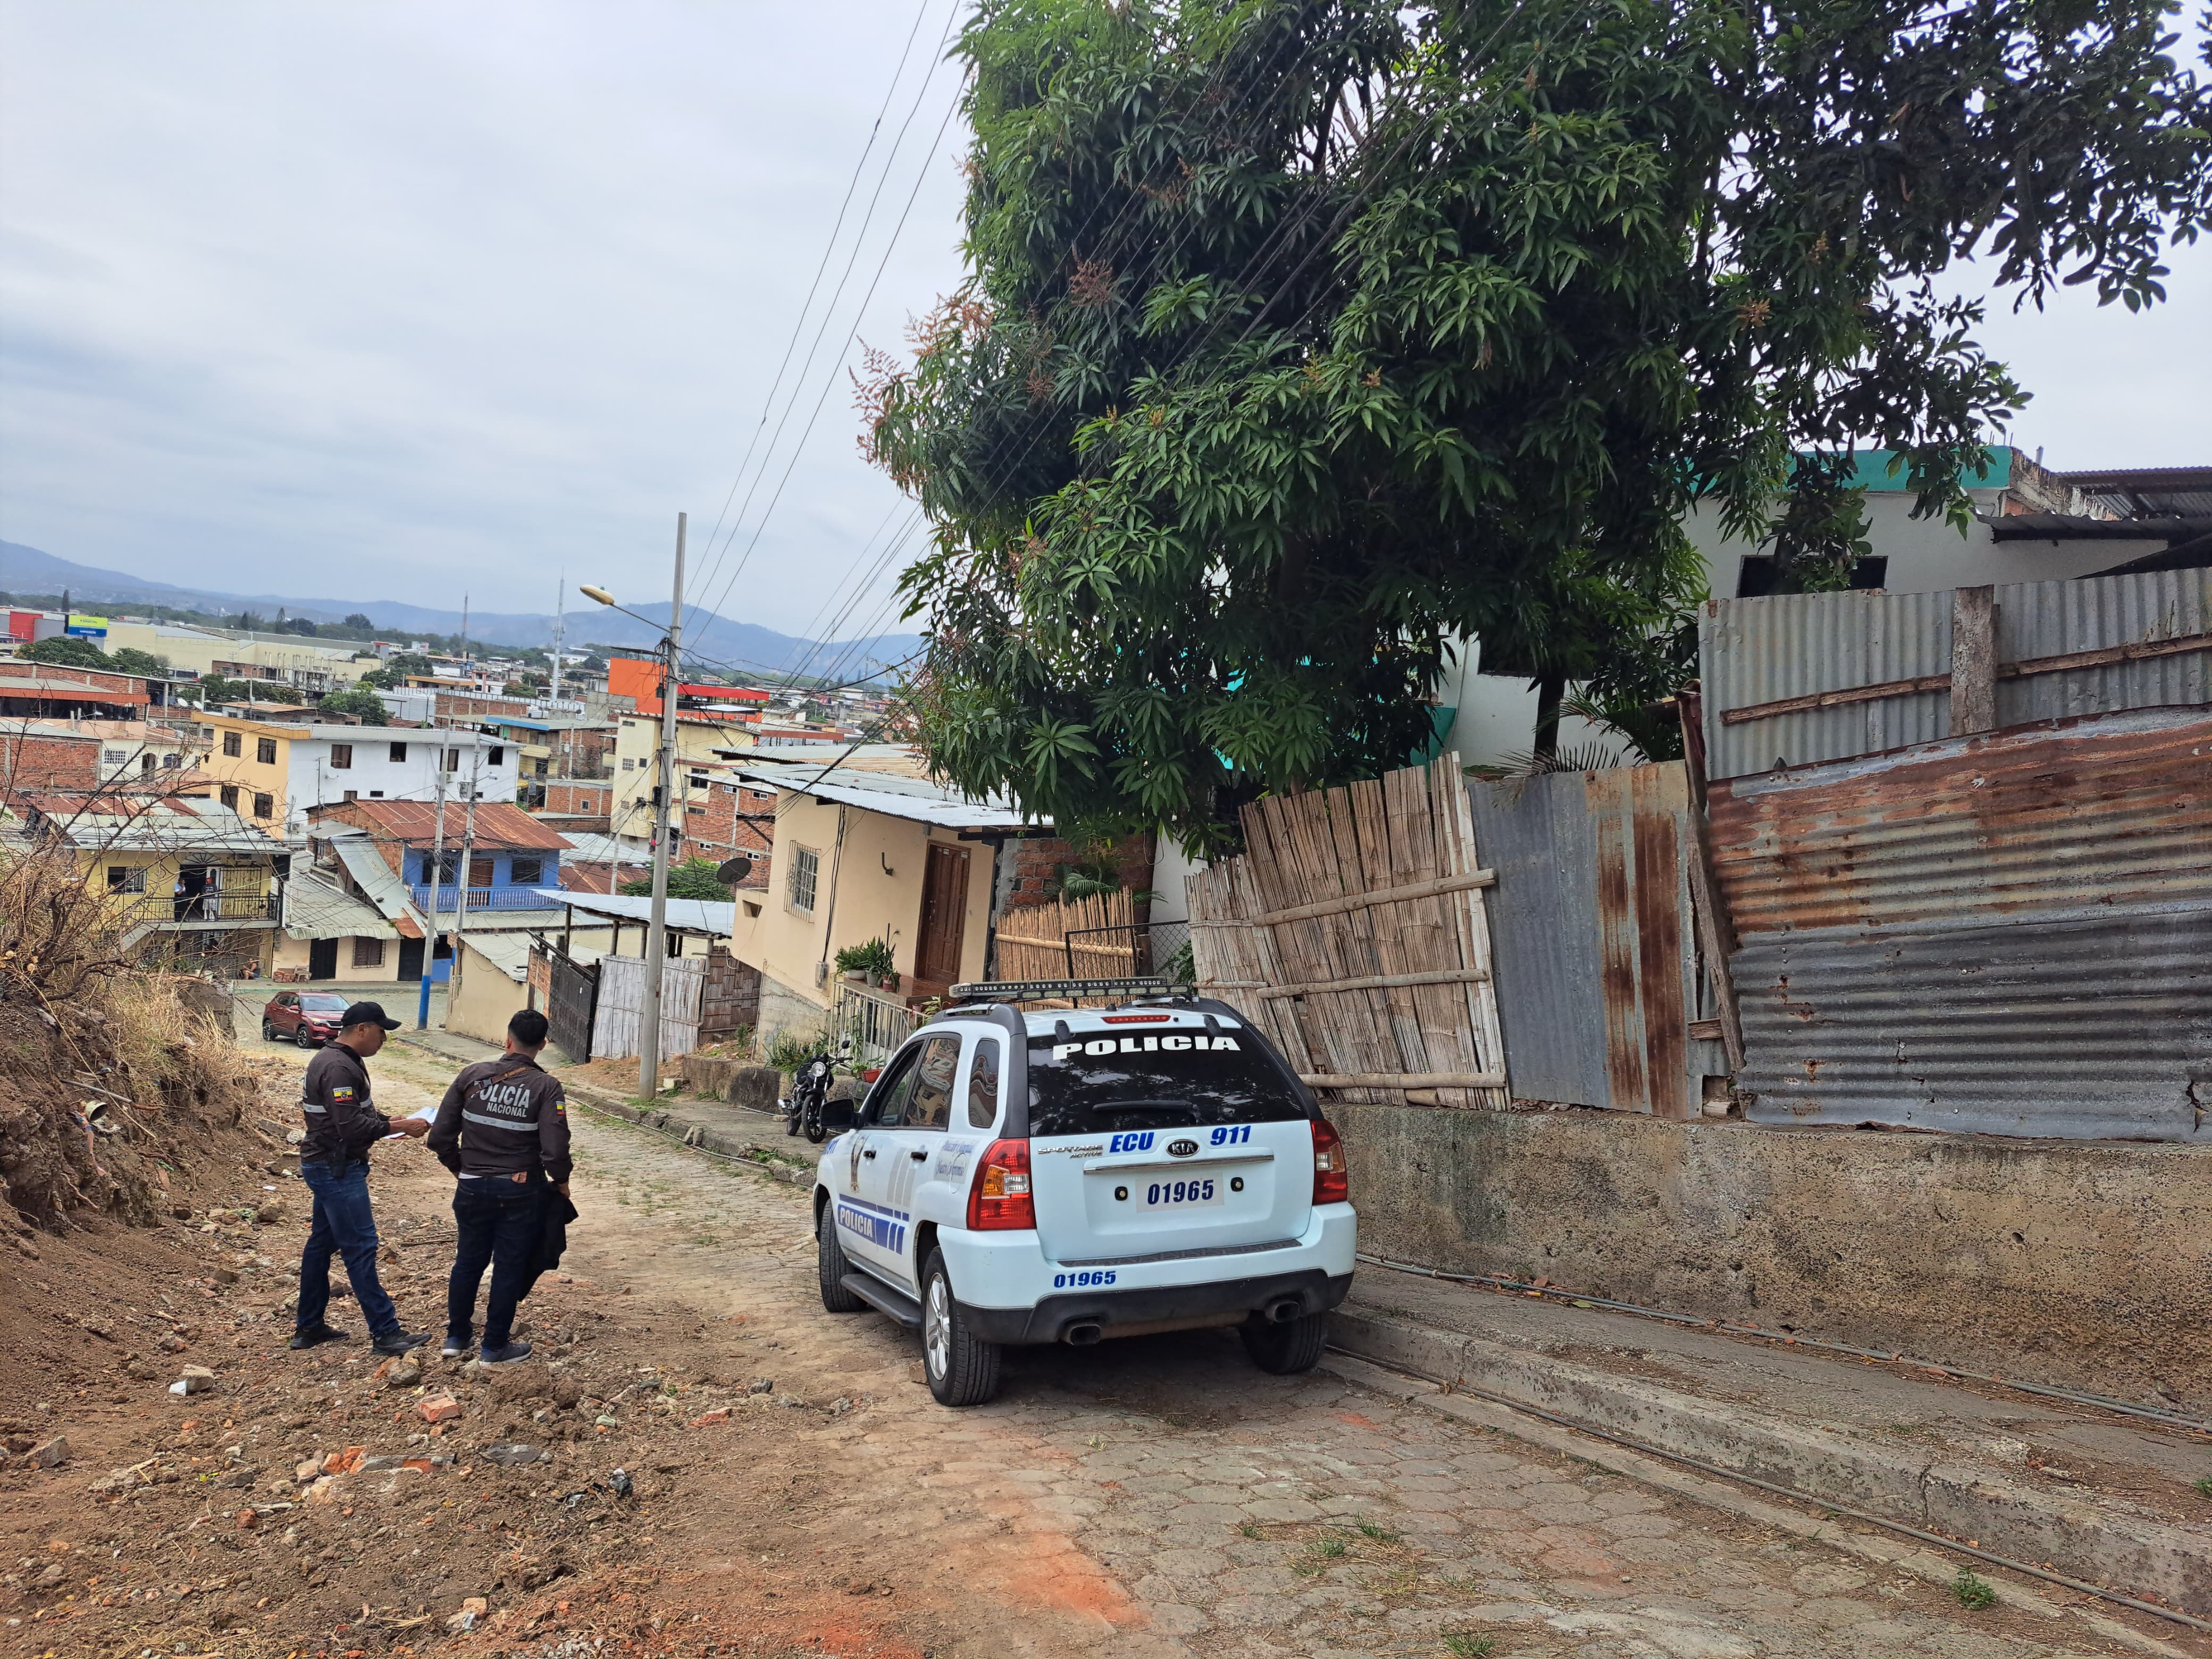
xmin=122 ymin=891 xmax=279 ymax=925
xmin=832 ymin=981 xmax=919 ymax=1068
xmin=408 ymin=884 xmax=553 ymax=912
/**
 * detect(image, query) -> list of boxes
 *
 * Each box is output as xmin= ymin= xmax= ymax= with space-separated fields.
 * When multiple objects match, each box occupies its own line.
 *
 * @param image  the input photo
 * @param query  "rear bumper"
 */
xmin=961 ymin=1268 xmax=1353 ymax=1345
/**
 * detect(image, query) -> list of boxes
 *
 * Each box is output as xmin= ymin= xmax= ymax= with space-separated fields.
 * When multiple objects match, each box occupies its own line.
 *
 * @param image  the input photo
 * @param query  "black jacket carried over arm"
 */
xmin=425 ymin=1055 xmax=572 ymax=1182
xmin=298 ymin=1044 xmax=390 ymax=1168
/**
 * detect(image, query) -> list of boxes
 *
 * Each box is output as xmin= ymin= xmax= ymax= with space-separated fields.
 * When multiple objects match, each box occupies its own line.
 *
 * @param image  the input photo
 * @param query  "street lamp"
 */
xmin=582 ymin=537 xmax=686 ymax=1099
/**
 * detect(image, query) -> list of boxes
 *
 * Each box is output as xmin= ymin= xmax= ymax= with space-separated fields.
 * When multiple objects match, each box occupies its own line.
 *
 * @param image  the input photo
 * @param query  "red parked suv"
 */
xmin=262 ymin=991 xmax=352 ymax=1048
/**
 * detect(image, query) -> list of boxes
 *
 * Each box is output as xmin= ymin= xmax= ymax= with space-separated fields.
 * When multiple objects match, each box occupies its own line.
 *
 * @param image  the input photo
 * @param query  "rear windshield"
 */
xmin=1026 ymin=1028 xmax=1308 ymax=1138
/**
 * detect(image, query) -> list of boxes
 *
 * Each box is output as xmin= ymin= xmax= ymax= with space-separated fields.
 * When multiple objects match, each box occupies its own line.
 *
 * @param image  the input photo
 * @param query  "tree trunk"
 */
xmin=1533 ymin=671 xmax=1566 ymax=762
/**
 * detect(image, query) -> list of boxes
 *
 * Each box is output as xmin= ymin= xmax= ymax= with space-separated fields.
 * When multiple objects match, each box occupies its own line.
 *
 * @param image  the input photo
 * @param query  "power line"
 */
xmin=688 ymin=0 xmax=969 ymax=646
xmin=685 ymin=0 xmax=948 ymax=611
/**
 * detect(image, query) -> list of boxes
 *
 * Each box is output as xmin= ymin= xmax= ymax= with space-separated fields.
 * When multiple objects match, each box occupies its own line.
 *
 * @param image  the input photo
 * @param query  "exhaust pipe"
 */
xmin=1267 ymin=1298 xmax=1302 ymax=1324
xmin=1064 ymin=1322 xmax=1104 ymax=1346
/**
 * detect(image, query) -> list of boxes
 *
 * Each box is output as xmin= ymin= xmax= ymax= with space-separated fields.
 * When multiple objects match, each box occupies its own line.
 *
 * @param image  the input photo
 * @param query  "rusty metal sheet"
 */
xmin=1469 ymin=763 xmax=1715 ymax=1115
xmin=1711 ymin=706 xmax=2212 ymax=1141
xmin=1699 ymin=569 xmax=2210 ymax=782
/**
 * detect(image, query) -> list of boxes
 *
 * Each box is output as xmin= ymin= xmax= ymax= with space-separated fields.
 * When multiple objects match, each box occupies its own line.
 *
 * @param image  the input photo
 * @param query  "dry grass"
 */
xmin=1 ymin=839 xmax=264 ymax=1228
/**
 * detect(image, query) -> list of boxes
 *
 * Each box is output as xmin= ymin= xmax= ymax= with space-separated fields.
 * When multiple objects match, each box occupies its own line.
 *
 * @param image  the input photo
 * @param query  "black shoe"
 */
xmin=441 ymin=1334 xmax=474 ymax=1360
xmin=289 ymin=1322 xmax=349 ymax=1350
xmin=479 ymin=1340 xmax=533 ymax=1364
xmin=372 ymin=1328 xmax=433 ymax=1357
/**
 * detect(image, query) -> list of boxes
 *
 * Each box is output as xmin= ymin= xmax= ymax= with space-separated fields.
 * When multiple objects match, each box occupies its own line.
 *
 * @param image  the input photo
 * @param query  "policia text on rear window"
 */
xmin=1026 ymin=1027 xmax=1308 ymax=1137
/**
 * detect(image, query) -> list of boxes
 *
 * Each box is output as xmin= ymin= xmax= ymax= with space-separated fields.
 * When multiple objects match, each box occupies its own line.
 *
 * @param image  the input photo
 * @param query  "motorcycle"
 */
xmin=783 ymin=1038 xmax=852 ymax=1144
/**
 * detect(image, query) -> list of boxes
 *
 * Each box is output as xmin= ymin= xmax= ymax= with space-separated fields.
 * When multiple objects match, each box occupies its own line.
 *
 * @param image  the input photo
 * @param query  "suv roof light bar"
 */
xmin=949 ymin=976 xmax=1174 ymax=1002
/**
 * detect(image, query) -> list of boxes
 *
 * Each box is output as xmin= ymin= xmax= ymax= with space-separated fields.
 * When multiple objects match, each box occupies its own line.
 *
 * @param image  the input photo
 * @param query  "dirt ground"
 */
xmin=5 ymin=1035 xmax=2205 ymax=1659
xmin=0 ymin=1038 xmax=971 ymax=1659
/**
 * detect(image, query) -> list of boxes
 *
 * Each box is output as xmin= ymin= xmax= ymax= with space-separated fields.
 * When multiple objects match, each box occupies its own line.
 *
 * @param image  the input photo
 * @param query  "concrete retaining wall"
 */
xmin=1333 ymin=1102 xmax=2212 ymax=1400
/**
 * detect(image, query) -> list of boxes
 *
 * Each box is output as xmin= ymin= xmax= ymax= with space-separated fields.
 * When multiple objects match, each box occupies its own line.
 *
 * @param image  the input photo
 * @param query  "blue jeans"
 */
xmin=447 ymin=1175 xmax=547 ymax=1350
xmin=297 ymin=1160 xmax=401 ymax=1340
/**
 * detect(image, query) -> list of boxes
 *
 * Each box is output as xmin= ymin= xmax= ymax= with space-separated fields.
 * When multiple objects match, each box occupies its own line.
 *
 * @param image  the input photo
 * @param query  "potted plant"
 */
xmin=834 ymin=937 xmax=897 ymax=990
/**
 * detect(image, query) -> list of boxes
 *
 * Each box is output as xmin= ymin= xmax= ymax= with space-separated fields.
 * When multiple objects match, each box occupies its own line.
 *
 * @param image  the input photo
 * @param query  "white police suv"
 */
xmin=810 ymin=981 xmax=1355 ymax=1406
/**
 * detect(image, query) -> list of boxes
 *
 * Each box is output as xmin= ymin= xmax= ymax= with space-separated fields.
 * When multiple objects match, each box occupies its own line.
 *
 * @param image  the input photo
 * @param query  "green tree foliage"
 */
xmin=619 ymin=858 xmax=735 ymax=901
xmin=343 ymin=613 xmax=374 ymax=629
xmin=864 ymin=0 xmax=2210 ymax=848
xmin=16 ymin=636 xmax=110 ymax=671
xmin=317 ymin=687 xmax=390 ymax=725
xmin=106 ymin=647 xmax=172 ymax=680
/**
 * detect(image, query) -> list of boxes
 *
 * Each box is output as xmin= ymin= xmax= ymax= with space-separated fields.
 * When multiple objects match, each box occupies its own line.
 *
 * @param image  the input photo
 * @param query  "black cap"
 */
xmin=340 ymin=1002 xmax=401 ymax=1032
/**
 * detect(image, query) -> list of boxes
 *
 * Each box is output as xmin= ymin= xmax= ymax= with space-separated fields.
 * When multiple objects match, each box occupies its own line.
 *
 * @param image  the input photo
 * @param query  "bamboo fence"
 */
xmin=1185 ymin=755 xmax=1509 ymax=1108
xmin=992 ymin=890 xmax=1143 ymax=982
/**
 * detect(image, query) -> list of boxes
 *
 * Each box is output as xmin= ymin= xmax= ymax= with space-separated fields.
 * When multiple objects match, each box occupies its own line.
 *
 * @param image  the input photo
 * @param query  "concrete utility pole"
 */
xmin=638 ymin=513 xmax=685 ymax=1099
xmin=416 ymin=767 xmax=449 ymax=1030
xmin=447 ymin=747 xmax=482 ymax=1011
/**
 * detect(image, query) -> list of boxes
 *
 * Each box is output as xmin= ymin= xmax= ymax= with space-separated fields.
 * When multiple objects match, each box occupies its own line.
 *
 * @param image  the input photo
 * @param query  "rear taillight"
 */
xmin=967 ymin=1139 xmax=1035 ymax=1231
xmin=1311 ymin=1118 xmax=1348 ymax=1205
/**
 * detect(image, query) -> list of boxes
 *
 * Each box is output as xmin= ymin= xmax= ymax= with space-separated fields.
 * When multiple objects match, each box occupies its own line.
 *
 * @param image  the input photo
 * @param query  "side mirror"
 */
xmin=819 ymin=1097 xmax=858 ymax=1133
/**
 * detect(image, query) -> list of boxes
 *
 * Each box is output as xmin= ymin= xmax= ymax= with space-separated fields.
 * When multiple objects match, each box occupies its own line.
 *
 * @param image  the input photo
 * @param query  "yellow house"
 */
xmin=12 ymin=790 xmax=282 ymax=972
xmin=726 ymin=760 xmax=1050 ymax=1048
xmin=607 ymin=710 xmax=760 ymax=848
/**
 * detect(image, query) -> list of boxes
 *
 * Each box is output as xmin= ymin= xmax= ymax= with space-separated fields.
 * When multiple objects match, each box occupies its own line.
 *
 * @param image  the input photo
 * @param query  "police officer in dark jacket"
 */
xmin=292 ymin=1002 xmax=435 ymax=1355
xmin=426 ymin=1008 xmax=571 ymax=1363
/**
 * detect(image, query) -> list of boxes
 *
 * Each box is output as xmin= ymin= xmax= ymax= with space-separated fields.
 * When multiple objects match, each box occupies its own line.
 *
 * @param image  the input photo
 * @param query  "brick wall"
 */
xmin=544 ymin=778 xmax=617 ymax=818
xmin=0 ymin=731 xmax=99 ymax=792
xmin=1001 ymin=833 xmax=1154 ymax=911
xmin=677 ymin=778 xmax=774 ymax=887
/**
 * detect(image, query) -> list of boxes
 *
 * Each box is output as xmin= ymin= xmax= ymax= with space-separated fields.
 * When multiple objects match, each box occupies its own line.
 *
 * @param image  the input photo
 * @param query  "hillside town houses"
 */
xmin=2 ymin=604 xmax=882 ymax=1003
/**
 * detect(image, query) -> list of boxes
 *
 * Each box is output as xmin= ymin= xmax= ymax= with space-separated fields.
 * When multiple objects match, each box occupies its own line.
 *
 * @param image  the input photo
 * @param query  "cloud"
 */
xmin=2 ymin=0 xmax=2202 ymax=641
xmin=0 ymin=0 xmax=968 ymax=635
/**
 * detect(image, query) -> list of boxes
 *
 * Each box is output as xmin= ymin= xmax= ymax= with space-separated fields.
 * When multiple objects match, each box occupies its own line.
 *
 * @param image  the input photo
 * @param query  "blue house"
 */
xmin=312 ymin=798 xmax=572 ymax=915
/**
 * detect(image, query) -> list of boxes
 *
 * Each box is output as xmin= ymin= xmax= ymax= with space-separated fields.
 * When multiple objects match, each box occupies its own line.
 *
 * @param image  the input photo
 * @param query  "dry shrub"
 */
xmin=0 ymin=840 xmax=264 ymax=1229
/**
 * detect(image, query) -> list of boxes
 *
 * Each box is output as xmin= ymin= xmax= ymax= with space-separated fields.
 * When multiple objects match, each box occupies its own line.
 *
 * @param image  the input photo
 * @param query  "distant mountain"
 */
xmin=0 ymin=540 xmax=921 ymax=682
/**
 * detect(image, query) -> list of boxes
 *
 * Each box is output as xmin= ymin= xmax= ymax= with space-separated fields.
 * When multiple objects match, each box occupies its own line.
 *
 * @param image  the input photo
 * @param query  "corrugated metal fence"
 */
xmin=1468 ymin=763 xmax=1728 ymax=1117
xmin=1698 ymin=568 xmax=2210 ymax=782
xmin=1710 ymin=705 xmax=2212 ymax=1141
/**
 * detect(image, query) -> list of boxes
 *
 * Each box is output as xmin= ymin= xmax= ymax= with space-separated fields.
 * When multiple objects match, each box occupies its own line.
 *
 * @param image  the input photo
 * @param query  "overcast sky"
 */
xmin=1 ymin=2 xmax=2206 ymax=640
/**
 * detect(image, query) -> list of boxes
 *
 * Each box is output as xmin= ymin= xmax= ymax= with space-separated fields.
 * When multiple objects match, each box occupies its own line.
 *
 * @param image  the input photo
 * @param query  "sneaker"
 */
xmin=372 ymin=1328 xmax=434 ymax=1358
xmin=441 ymin=1335 xmax=474 ymax=1360
xmin=478 ymin=1340 xmax=533 ymax=1365
xmin=288 ymin=1323 xmax=349 ymax=1350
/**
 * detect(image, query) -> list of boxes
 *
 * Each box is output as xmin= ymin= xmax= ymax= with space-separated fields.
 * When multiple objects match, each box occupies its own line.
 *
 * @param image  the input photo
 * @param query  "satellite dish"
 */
xmin=715 ymin=856 xmax=753 ymax=885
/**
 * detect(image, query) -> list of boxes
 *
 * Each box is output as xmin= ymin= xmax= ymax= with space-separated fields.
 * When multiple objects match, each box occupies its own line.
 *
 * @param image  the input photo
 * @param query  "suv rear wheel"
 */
xmin=816 ymin=1204 xmax=866 ymax=1313
xmin=921 ymin=1249 xmax=1001 ymax=1407
xmin=1241 ymin=1310 xmax=1327 ymax=1375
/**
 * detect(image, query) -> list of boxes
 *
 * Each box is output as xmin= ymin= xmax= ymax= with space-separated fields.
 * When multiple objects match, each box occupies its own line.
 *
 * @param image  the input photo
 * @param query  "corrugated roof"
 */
xmin=556 ymin=832 xmax=640 ymax=865
xmin=26 ymin=792 xmax=275 ymax=852
xmin=283 ymin=875 xmax=398 ymax=941
xmin=0 ymin=678 xmax=151 ymax=705
xmin=330 ymin=835 xmax=424 ymax=936
xmin=312 ymin=799 xmax=572 ymax=850
xmin=734 ymin=759 xmax=1042 ymax=830
xmin=531 ymin=888 xmax=734 ymax=933
xmin=2051 ymin=466 xmax=2212 ymax=520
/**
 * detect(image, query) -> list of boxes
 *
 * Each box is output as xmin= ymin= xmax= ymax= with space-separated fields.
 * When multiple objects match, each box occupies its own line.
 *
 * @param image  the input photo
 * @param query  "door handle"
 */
xmin=908 ymin=1150 xmax=927 ymax=1162
xmin=862 ymin=1148 xmax=877 ymax=1159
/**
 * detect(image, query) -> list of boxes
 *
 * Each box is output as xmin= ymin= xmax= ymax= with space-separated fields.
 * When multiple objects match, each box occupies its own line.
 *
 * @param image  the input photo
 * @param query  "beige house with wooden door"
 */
xmin=725 ymin=760 xmax=1052 ymax=1048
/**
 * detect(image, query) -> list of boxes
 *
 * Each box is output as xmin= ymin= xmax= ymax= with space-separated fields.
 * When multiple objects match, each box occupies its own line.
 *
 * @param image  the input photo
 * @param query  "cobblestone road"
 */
xmin=500 ymin=1073 xmax=2198 ymax=1659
